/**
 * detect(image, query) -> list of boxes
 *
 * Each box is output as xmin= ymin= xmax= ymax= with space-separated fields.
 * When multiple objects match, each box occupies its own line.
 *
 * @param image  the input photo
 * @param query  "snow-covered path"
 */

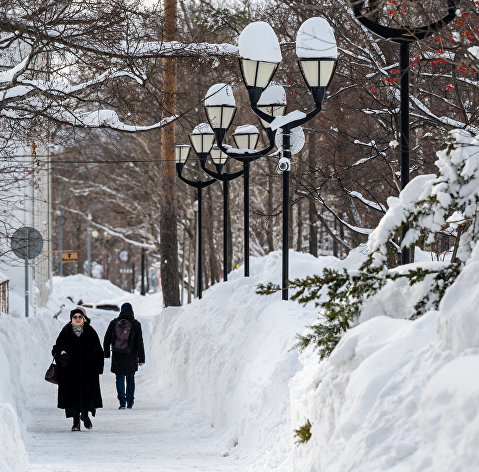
xmin=25 ymin=386 xmax=238 ymax=472
xmin=22 ymin=288 xmax=241 ymax=472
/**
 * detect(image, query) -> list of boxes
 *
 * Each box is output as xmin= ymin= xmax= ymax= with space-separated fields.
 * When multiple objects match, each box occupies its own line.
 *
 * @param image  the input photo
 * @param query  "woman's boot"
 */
xmin=71 ymin=415 xmax=81 ymax=431
xmin=80 ymin=411 xmax=92 ymax=429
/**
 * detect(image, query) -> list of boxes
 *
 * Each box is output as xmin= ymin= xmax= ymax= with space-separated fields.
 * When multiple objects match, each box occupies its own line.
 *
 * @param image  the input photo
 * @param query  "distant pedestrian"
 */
xmin=52 ymin=307 xmax=104 ymax=431
xmin=103 ymin=302 xmax=145 ymax=409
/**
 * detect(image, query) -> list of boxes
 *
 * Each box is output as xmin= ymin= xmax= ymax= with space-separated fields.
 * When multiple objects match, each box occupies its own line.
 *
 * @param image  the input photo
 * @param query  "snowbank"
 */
xmin=150 ymin=250 xmax=362 ymax=470
xmin=291 ymin=246 xmax=479 ymax=471
xmin=0 ymin=315 xmax=61 ymax=472
xmin=0 ymin=274 xmax=136 ymax=472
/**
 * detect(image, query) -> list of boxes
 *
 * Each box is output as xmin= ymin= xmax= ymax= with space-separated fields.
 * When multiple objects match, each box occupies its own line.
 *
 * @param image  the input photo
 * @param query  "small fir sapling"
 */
xmin=258 ymin=130 xmax=479 ymax=359
xmin=294 ymin=419 xmax=312 ymax=445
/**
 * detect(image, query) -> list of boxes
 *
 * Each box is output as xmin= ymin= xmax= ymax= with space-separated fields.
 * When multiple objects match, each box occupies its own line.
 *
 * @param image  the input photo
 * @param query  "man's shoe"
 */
xmin=71 ymin=416 xmax=81 ymax=431
xmin=80 ymin=412 xmax=92 ymax=429
xmin=119 ymin=405 xmax=126 ymax=410
xmin=127 ymin=402 xmax=134 ymax=409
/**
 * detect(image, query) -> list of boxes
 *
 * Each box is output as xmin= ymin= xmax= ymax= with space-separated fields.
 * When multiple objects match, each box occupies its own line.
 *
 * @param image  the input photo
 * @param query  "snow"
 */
xmin=468 ymin=46 xmax=479 ymax=60
xmin=191 ymin=122 xmax=213 ymax=134
xmin=270 ymin=110 xmax=306 ymax=131
xmin=1 ymin=243 xmax=479 ymax=470
xmin=238 ymin=22 xmax=282 ymax=63
xmin=296 ymin=17 xmax=338 ymax=59
xmin=204 ymin=83 xmax=235 ymax=107
xmin=258 ymin=83 xmax=287 ymax=105
xmin=233 ymin=124 xmax=258 ymax=135
xmin=62 ymin=109 xmax=178 ymax=132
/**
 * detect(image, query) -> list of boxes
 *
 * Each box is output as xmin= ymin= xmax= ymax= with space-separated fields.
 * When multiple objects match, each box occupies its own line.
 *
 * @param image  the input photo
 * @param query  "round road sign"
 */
xmin=11 ymin=227 xmax=44 ymax=260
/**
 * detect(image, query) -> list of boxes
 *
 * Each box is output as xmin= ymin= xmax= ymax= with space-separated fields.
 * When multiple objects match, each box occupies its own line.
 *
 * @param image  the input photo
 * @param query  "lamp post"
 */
xmin=350 ymin=1 xmax=459 ymax=264
xmin=56 ymin=206 xmax=63 ymax=276
xmin=175 ymin=127 xmax=217 ymax=299
xmin=141 ymin=247 xmax=146 ymax=295
xmin=204 ymin=83 xmax=277 ymax=277
xmin=199 ymin=145 xmax=243 ymax=281
xmin=87 ymin=206 xmax=92 ymax=277
xmin=237 ymin=18 xmax=338 ymax=299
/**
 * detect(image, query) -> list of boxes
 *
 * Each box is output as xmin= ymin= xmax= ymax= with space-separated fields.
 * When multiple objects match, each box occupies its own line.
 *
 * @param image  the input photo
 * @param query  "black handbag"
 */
xmin=45 ymin=357 xmax=58 ymax=384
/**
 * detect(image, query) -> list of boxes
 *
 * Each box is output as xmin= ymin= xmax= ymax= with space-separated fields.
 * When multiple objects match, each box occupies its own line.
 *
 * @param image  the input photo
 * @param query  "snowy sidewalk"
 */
xmin=25 ymin=378 xmax=239 ymax=472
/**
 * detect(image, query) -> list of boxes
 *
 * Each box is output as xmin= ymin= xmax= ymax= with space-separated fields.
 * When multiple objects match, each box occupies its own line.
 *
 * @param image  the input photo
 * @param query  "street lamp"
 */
xmin=349 ymin=1 xmax=459 ymax=264
xmin=238 ymin=21 xmax=282 ymax=106
xmin=175 ymin=132 xmax=216 ymax=299
xmin=204 ymin=84 xmax=277 ymax=277
xmin=200 ymin=145 xmax=243 ymax=282
xmin=238 ymin=17 xmax=338 ymax=299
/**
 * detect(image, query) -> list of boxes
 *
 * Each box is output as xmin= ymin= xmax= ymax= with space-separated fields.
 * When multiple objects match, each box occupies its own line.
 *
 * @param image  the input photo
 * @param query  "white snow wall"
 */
xmin=0 ymin=315 xmax=60 ymax=472
xmin=149 ymin=251 xmax=355 ymax=470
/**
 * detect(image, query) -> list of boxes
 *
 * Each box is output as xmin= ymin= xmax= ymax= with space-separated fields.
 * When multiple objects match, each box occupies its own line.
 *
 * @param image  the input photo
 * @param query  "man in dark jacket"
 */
xmin=103 ymin=302 xmax=145 ymax=409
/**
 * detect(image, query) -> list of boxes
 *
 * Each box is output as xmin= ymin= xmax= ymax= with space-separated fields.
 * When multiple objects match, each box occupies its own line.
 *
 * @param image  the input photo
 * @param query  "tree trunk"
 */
xmin=159 ymin=0 xmax=180 ymax=307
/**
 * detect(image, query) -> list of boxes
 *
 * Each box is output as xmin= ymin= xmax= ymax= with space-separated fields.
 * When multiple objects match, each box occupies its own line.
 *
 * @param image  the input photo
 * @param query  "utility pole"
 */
xmin=158 ymin=0 xmax=180 ymax=306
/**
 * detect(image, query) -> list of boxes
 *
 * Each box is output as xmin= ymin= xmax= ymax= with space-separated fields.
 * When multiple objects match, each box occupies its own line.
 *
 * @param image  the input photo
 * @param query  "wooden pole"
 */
xmin=159 ymin=0 xmax=180 ymax=306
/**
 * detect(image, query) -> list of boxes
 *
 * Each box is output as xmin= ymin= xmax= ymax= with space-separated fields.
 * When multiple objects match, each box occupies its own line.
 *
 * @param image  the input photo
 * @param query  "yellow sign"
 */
xmin=62 ymin=252 xmax=78 ymax=263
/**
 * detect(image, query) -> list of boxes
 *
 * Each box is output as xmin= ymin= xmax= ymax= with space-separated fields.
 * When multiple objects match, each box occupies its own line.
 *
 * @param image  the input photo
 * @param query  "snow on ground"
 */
xmin=0 ymin=250 xmax=362 ymax=472
xmin=1 ymin=246 xmax=479 ymax=471
xmin=291 ymin=246 xmax=479 ymax=472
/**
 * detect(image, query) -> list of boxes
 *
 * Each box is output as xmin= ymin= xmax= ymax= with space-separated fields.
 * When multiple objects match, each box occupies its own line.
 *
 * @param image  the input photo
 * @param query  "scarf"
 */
xmin=72 ymin=324 xmax=83 ymax=337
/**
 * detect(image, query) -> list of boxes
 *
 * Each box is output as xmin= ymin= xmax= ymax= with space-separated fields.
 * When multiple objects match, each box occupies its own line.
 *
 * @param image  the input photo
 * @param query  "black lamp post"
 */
xmin=238 ymin=17 xmax=338 ymax=300
xmin=204 ymin=83 xmax=277 ymax=277
xmin=199 ymin=145 xmax=243 ymax=281
xmin=350 ymin=0 xmax=460 ymax=264
xmin=175 ymin=131 xmax=216 ymax=299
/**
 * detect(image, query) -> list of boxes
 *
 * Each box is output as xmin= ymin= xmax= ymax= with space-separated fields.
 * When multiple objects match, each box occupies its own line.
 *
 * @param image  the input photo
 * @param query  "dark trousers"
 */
xmin=116 ymin=372 xmax=135 ymax=406
xmin=65 ymin=407 xmax=94 ymax=419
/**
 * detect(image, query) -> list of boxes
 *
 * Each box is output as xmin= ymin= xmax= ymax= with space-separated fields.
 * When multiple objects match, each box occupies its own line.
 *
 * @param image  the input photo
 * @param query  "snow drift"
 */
xmin=291 ymin=245 xmax=479 ymax=472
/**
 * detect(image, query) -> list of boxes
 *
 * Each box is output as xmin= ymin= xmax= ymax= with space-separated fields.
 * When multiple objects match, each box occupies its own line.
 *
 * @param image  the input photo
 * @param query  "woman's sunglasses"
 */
xmin=72 ymin=315 xmax=84 ymax=320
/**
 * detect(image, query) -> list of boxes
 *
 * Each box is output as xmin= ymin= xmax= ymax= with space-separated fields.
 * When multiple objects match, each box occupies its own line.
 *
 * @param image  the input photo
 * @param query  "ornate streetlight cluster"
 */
xmin=176 ymin=17 xmax=338 ymax=300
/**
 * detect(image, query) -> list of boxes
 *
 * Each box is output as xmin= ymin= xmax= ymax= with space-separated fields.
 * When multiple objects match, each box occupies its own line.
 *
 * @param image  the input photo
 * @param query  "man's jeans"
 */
xmin=116 ymin=372 xmax=135 ymax=406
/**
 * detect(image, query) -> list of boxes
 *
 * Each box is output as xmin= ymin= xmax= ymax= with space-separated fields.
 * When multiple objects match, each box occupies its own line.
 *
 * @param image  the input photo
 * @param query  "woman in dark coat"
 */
xmin=52 ymin=306 xmax=104 ymax=431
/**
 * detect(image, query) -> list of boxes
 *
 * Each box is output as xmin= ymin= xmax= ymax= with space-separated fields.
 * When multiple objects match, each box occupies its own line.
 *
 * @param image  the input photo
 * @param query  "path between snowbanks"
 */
xmin=1 ymin=252 xmax=357 ymax=472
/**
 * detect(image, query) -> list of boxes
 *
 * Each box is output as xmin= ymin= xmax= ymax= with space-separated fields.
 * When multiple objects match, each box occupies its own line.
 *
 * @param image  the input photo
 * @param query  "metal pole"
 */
xmin=87 ymin=206 xmax=92 ymax=277
xmin=223 ymin=180 xmax=228 ymax=281
xmin=57 ymin=205 xmax=63 ymax=276
xmin=132 ymin=263 xmax=135 ymax=293
xmin=244 ymin=161 xmax=250 ymax=277
xmin=194 ymin=202 xmax=199 ymax=299
xmin=282 ymin=128 xmax=291 ymax=300
xmin=25 ymin=258 xmax=29 ymax=318
xmin=198 ymin=188 xmax=203 ymax=299
xmin=400 ymin=42 xmax=411 ymax=265
xmin=141 ymin=247 xmax=146 ymax=295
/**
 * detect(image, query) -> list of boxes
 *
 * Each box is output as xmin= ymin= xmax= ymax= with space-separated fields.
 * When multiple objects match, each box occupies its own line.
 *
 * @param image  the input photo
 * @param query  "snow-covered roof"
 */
xmin=192 ymin=123 xmax=213 ymax=134
xmin=204 ymin=84 xmax=235 ymax=107
xmin=233 ymin=124 xmax=259 ymax=135
xmin=296 ymin=17 xmax=337 ymax=59
xmin=258 ymin=83 xmax=287 ymax=106
xmin=238 ymin=22 xmax=282 ymax=63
